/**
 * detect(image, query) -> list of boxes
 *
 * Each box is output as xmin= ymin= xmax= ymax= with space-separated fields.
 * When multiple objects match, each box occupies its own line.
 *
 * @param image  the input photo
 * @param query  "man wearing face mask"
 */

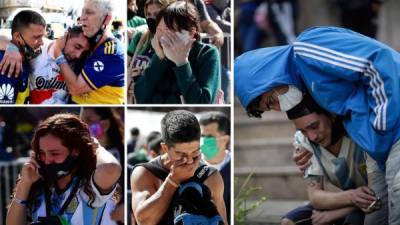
xmin=53 ymin=0 xmax=124 ymax=104
xmin=6 ymin=113 xmax=121 ymax=225
xmin=281 ymin=94 xmax=386 ymax=225
xmin=0 ymin=10 xmax=45 ymax=104
xmin=199 ymin=111 xmax=231 ymax=222
xmin=0 ymin=25 xmax=91 ymax=104
xmin=131 ymin=110 xmax=228 ymax=225
xmin=235 ymin=26 xmax=400 ymax=224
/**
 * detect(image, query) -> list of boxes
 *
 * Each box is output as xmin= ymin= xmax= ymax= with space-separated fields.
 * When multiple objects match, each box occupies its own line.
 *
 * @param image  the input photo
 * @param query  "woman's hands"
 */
xmin=153 ymin=29 xmax=196 ymax=66
xmin=20 ymin=151 xmax=42 ymax=186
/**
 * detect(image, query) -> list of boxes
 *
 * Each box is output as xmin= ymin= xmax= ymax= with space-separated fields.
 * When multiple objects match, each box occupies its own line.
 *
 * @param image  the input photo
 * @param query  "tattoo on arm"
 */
xmin=306 ymin=175 xmax=323 ymax=188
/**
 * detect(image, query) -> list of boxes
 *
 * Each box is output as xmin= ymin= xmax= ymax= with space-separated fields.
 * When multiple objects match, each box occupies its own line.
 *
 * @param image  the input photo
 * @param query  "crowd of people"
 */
xmin=127 ymin=0 xmax=231 ymax=104
xmin=236 ymin=0 xmax=383 ymax=54
xmin=0 ymin=0 xmax=125 ymax=105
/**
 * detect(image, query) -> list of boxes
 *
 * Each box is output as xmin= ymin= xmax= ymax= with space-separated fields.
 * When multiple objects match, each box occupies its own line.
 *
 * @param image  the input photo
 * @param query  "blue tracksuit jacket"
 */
xmin=235 ymin=26 xmax=400 ymax=170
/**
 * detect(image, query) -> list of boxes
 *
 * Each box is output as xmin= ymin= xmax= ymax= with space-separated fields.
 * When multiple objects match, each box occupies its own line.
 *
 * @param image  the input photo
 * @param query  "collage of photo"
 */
xmin=1 ymin=0 xmax=400 ymax=225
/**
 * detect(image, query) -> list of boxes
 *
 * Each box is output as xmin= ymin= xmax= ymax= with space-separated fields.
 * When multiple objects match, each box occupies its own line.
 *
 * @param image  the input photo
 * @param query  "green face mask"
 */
xmin=200 ymin=136 xmax=219 ymax=160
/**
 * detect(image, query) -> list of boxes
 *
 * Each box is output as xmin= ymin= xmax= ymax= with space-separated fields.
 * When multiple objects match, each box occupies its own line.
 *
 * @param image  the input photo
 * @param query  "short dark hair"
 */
xmin=130 ymin=127 xmax=140 ymax=136
xmin=199 ymin=111 xmax=230 ymax=135
xmin=11 ymin=10 xmax=46 ymax=34
xmin=286 ymin=94 xmax=347 ymax=145
xmin=246 ymin=95 xmax=264 ymax=118
xmin=67 ymin=25 xmax=85 ymax=38
xmin=156 ymin=1 xmax=201 ymax=40
xmin=148 ymin=136 xmax=162 ymax=155
xmin=286 ymin=94 xmax=328 ymax=120
xmin=146 ymin=131 xmax=161 ymax=144
xmin=161 ymin=110 xmax=200 ymax=147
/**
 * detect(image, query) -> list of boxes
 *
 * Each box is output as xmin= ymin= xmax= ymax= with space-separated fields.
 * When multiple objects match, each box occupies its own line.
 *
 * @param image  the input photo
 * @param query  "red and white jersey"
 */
xmin=29 ymin=40 xmax=69 ymax=104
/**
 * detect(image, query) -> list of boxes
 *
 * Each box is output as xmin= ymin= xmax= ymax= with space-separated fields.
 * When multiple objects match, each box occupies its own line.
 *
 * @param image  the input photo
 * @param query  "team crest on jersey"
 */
xmin=0 ymin=83 xmax=14 ymax=103
xmin=65 ymin=196 xmax=79 ymax=214
xmin=94 ymin=61 xmax=104 ymax=72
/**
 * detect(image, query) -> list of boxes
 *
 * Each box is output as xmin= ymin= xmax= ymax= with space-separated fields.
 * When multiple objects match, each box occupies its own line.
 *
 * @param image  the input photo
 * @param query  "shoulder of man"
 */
xmin=97 ymin=38 xmax=124 ymax=56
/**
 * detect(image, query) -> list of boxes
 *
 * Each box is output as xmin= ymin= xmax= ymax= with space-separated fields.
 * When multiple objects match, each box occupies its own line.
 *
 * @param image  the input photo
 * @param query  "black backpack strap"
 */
xmin=190 ymin=164 xmax=218 ymax=183
xmin=44 ymin=178 xmax=81 ymax=217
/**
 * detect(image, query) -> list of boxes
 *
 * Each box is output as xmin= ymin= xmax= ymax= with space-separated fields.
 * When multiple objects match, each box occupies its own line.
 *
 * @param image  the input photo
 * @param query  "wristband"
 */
xmin=13 ymin=197 xmax=29 ymax=206
xmin=55 ymin=54 xmax=67 ymax=66
xmin=166 ymin=175 xmax=180 ymax=188
xmin=6 ymin=42 xmax=19 ymax=53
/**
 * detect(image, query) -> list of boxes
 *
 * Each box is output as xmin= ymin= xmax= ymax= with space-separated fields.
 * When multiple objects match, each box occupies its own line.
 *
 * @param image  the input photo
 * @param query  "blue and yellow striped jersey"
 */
xmin=72 ymin=37 xmax=124 ymax=104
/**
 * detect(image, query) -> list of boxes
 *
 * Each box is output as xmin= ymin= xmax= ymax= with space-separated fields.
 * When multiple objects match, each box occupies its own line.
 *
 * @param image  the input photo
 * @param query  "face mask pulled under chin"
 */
xmin=276 ymin=85 xmax=303 ymax=112
xmin=23 ymin=43 xmax=41 ymax=60
xmin=38 ymin=155 xmax=78 ymax=183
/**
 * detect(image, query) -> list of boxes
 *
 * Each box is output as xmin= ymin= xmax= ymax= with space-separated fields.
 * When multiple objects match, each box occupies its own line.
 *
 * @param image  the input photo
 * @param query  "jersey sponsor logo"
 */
xmin=0 ymin=83 xmax=14 ymax=104
xmin=94 ymin=61 xmax=104 ymax=72
xmin=34 ymin=75 xmax=67 ymax=90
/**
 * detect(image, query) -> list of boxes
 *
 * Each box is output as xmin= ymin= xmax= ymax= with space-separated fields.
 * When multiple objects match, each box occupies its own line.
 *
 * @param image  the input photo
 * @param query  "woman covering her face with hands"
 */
xmin=134 ymin=1 xmax=221 ymax=104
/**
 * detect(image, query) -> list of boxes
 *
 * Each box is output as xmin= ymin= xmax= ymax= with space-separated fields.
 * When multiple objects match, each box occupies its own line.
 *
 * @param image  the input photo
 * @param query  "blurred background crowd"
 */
xmin=234 ymin=0 xmax=400 ymax=56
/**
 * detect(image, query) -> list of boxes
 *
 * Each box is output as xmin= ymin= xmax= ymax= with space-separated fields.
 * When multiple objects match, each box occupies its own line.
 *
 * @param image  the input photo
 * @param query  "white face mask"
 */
xmin=275 ymin=85 xmax=303 ymax=111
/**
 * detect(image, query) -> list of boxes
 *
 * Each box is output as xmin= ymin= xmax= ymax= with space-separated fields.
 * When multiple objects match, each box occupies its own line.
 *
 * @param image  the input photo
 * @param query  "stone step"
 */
xmin=234 ymin=138 xmax=296 ymax=167
xmin=235 ymin=200 xmax=309 ymax=225
xmin=235 ymin=166 xmax=308 ymax=200
xmin=235 ymin=116 xmax=295 ymax=140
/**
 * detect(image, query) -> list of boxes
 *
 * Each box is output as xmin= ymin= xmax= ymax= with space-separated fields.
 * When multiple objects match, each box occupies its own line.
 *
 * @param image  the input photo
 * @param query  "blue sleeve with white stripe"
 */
xmin=294 ymin=26 xmax=400 ymax=133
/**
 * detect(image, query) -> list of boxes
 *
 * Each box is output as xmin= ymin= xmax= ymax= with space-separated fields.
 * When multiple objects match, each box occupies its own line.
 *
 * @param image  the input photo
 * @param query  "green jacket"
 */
xmin=135 ymin=41 xmax=220 ymax=104
xmin=127 ymin=30 xmax=153 ymax=57
xmin=127 ymin=16 xmax=146 ymax=28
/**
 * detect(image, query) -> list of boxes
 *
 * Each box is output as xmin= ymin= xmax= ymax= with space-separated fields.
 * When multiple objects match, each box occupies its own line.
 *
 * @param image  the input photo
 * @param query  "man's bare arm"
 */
xmin=307 ymin=175 xmax=377 ymax=210
xmin=131 ymin=166 xmax=177 ymax=225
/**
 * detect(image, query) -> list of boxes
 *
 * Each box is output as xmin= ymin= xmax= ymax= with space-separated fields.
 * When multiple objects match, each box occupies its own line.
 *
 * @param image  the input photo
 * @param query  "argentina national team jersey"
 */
xmin=72 ymin=38 xmax=124 ymax=104
xmin=0 ymin=51 xmax=30 ymax=104
xmin=294 ymin=131 xmax=368 ymax=190
xmin=30 ymin=176 xmax=118 ymax=225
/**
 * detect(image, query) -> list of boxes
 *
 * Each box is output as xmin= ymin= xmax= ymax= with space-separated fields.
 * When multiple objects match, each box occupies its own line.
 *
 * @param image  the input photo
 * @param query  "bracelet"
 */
xmin=13 ymin=197 xmax=29 ymax=206
xmin=166 ymin=175 xmax=180 ymax=188
xmin=55 ymin=54 xmax=67 ymax=66
xmin=6 ymin=42 xmax=19 ymax=53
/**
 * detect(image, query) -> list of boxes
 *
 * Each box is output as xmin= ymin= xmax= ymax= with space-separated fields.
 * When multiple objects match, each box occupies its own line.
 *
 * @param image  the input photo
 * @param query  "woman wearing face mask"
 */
xmin=127 ymin=0 xmax=171 ymax=104
xmin=6 ymin=113 xmax=121 ymax=225
xmin=134 ymin=1 xmax=221 ymax=104
xmin=81 ymin=107 xmax=124 ymax=163
xmin=80 ymin=108 xmax=125 ymax=225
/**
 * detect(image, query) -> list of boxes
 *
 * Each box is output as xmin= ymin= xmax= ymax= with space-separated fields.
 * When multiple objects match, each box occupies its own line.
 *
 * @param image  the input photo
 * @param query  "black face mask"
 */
xmin=146 ymin=18 xmax=157 ymax=34
xmin=20 ymin=34 xmax=41 ymax=60
xmin=38 ymin=155 xmax=78 ymax=183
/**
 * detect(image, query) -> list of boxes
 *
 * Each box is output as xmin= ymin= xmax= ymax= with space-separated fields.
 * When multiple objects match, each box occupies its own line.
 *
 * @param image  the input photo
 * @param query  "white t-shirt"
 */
xmin=30 ymin=176 xmax=117 ymax=225
xmin=294 ymin=131 xmax=368 ymax=190
xmin=29 ymin=39 xmax=69 ymax=104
